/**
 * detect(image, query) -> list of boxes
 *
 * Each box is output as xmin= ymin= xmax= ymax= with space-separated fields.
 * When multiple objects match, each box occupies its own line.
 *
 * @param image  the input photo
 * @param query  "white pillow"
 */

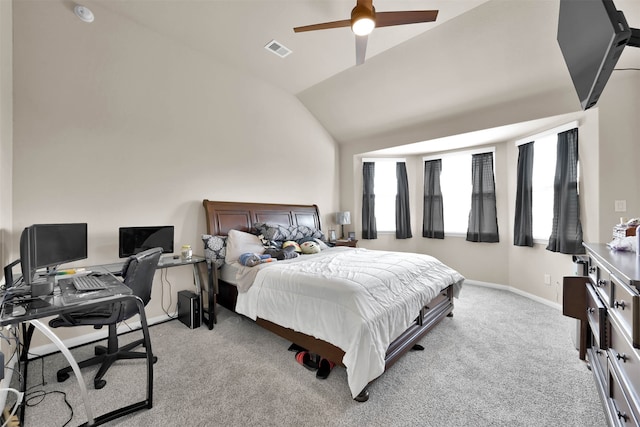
xmin=225 ymin=229 xmax=265 ymax=264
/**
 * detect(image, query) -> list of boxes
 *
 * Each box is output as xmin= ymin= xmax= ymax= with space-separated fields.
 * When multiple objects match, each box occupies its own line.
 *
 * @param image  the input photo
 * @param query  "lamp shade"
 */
xmin=336 ymin=211 xmax=351 ymax=225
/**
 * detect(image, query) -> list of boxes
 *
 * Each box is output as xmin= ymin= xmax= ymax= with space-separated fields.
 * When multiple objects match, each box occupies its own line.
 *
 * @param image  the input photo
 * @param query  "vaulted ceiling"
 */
xmin=76 ymin=0 xmax=640 ymax=149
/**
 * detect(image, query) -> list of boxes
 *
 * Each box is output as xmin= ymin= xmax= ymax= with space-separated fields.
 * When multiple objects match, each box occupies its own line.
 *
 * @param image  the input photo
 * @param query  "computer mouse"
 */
xmin=12 ymin=306 xmax=26 ymax=317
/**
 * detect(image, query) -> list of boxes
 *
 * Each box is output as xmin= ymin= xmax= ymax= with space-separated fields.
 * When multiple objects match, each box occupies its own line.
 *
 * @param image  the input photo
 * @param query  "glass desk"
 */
xmin=0 ymin=270 xmax=154 ymax=426
xmin=97 ymin=255 xmax=215 ymax=329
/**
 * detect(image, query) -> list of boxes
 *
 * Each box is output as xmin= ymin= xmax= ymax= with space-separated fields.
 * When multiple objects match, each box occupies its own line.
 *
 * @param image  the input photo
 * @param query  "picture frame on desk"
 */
xmin=328 ymin=229 xmax=337 ymax=242
xmin=348 ymin=232 xmax=356 ymax=241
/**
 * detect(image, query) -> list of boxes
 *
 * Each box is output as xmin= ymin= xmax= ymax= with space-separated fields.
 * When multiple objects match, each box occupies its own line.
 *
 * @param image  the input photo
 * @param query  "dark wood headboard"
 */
xmin=202 ymin=200 xmax=321 ymax=236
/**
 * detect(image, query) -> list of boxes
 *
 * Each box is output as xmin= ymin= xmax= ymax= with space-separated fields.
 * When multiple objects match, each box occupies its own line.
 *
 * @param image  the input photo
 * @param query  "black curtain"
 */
xmin=362 ymin=162 xmax=377 ymax=239
xmin=395 ymin=162 xmax=412 ymax=239
xmin=547 ymin=128 xmax=584 ymax=254
xmin=467 ymin=152 xmax=499 ymax=242
xmin=422 ymin=159 xmax=444 ymax=239
xmin=514 ymin=142 xmax=534 ymax=246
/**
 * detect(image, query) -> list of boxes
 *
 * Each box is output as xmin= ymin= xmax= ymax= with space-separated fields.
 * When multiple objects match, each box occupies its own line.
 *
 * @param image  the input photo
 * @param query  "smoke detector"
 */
xmin=74 ymin=5 xmax=95 ymax=23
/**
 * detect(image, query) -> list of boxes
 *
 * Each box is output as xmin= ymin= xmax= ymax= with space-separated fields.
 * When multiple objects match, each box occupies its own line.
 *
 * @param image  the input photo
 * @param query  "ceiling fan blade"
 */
xmin=294 ymin=19 xmax=351 ymax=33
xmin=375 ymin=10 xmax=438 ymax=28
xmin=356 ymin=35 xmax=368 ymax=66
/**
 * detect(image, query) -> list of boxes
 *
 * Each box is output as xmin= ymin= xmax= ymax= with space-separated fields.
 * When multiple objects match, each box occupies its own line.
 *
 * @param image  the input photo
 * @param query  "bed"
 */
xmin=202 ymin=200 xmax=464 ymax=401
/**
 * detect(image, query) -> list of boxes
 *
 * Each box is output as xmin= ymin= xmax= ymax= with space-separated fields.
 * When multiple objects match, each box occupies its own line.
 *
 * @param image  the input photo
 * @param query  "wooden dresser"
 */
xmin=563 ymin=243 xmax=640 ymax=425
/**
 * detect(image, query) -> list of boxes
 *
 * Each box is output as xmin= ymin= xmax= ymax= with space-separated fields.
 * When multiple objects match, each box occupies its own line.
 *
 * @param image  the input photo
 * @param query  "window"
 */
xmin=439 ymin=153 xmax=472 ymax=234
xmin=514 ymin=121 xmax=580 ymax=244
xmin=373 ymin=160 xmax=398 ymax=232
xmin=362 ymin=158 xmax=405 ymax=233
xmin=424 ymin=148 xmax=495 ymax=236
xmin=531 ymin=134 xmax=557 ymax=241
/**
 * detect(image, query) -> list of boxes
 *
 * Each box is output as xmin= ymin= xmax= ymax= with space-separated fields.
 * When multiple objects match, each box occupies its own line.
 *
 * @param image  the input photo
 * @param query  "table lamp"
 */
xmin=336 ymin=211 xmax=351 ymax=239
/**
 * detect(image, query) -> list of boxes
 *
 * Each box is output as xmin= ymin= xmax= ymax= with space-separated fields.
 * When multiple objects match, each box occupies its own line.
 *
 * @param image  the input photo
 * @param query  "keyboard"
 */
xmin=72 ymin=275 xmax=108 ymax=291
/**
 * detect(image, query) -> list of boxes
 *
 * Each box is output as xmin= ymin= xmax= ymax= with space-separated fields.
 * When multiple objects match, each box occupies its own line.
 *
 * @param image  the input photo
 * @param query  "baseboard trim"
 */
xmin=464 ymin=279 xmax=562 ymax=311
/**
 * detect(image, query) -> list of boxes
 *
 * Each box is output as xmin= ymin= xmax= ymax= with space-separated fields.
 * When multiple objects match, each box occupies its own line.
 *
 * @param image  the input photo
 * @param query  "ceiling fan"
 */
xmin=293 ymin=0 xmax=438 ymax=65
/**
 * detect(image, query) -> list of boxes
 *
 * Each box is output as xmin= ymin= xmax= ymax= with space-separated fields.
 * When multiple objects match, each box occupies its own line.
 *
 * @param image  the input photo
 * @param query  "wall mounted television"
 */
xmin=557 ymin=0 xmax=639 ymax=110
xmin=20 ymin=223 xmax=88 ymax=285
xmin=119 ymin=226 xmax=174 ymax=258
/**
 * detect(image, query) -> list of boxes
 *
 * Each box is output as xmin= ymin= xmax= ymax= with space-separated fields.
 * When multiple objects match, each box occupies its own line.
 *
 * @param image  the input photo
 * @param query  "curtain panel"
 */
xmin=547 ymin=128 xmax=584 ymax=254
xmin=514 ymin=142 xmax=534 ymax=246
xmin=361 ymin=162 xmax=377 ymax=239
xmin=467 ymin=152 xmax=499 ymax=243
xmin=395 ymin=162 xmax=412 ymax=239
xmin=422 ymin=159 xmax=444 ymax=239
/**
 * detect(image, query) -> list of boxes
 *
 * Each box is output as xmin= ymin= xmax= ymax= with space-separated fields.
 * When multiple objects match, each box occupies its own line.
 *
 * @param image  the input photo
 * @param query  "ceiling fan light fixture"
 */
xmin=352 ymin=17 xmax=375 ymax=36
xmin=351 ymin=5 xmax=376 ymax=36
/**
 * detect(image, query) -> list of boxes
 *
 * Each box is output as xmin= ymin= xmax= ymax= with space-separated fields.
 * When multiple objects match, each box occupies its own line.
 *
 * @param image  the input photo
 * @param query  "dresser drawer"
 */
xmin=609 ymin=318 xmax=640 ymax=396
xmin=589 ymin=345 xmax=608 ymax=384
xmin=609 ymin=356 xmax=640 ymax=425
xmin=589 ymin=256 xmax=612 ymax=306
xmin=610 ymin=275 xmax=640 ymax=347
xmin=587 ymin=283 xmax=608 ymax=350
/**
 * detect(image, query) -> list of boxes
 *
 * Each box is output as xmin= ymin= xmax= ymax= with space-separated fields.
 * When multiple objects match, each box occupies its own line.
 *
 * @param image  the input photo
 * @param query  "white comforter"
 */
xmin=235 ymin=247 xmax=464 ymax=398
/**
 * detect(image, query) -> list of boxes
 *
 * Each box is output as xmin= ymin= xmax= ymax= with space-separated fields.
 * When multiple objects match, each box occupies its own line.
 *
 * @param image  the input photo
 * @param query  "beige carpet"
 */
xmin=15 ymin=283 xmax=605 ymax=426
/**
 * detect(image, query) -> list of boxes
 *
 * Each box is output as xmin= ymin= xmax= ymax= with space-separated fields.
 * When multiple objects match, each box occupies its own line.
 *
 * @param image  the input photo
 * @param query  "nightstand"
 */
xmin=334 ymin=239 xmax=358 ymax=248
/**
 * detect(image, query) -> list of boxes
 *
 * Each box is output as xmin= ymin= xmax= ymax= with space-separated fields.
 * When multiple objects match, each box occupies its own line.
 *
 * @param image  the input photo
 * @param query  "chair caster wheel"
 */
xmin=94 ymin=379 xmax=107 ymax=389
xmin=57 ymin=372 xmax=70 ymax=383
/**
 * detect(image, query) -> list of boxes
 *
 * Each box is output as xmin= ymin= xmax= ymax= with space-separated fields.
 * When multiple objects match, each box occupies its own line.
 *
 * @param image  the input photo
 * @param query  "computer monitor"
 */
xmin=118 ymin=226 xmax=174 ymax=258
xmin=20 ymin=223 xmax=88 ymax=285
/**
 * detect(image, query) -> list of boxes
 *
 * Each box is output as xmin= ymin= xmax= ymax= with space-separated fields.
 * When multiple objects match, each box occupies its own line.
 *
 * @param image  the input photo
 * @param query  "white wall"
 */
xmin=0 ymin=0 xmax=12 ymax=275
xmin=11 ymin=1 xmax=339 ymax=346
xmin=596 ymin=72 xmax=640 ymax=242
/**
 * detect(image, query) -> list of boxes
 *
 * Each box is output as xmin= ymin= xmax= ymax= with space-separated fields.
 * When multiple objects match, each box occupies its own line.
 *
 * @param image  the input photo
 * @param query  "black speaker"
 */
xmin=177 ymin=290 xmax=201 ymax=329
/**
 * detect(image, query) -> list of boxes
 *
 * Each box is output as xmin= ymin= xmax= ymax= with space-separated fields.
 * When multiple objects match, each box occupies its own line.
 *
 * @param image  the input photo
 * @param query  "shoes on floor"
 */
xmin=295 ymin=350 xmax=319 ymax=370
xmin=316 ymin=358 xmax=335 ymax=379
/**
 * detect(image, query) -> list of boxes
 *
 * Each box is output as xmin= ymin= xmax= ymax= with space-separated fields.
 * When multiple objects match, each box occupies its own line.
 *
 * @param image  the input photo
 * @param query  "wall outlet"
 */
xmin=615 ymin=200 xmax=627 ymax=212
xmin=544 ymin=274 xmax=551 ymax=285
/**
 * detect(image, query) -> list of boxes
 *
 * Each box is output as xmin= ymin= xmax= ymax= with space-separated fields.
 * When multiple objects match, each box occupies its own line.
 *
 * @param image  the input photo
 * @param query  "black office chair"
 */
xmin=49 ymin=247 xmax=162 ymax=389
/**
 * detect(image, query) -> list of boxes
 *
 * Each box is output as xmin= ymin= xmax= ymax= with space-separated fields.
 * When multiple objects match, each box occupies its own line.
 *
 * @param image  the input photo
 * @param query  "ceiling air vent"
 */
xmin=264 ymin=40 xmax=292 ymax=58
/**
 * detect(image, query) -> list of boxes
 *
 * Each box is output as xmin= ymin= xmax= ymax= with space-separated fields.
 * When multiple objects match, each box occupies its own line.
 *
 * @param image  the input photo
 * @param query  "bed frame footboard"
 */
xmin=216 ymin=280 xmax=454 ymax=372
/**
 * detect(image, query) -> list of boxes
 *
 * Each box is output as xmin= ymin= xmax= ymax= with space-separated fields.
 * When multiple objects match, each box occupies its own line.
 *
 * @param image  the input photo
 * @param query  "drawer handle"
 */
xmin=615 ymin=300 xmax=627 ymax=310
xmin=616 ymin=353 xmax=629 ymax=363
xmin=597 ymin=279 xmax=607 ymax=287
xmin=617 ymin=410 xmax=629 ymax=422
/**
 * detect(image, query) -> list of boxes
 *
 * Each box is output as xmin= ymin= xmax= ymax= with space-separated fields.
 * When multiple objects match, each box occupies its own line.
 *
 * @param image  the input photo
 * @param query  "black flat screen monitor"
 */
xmin=557 ymin=0 xmax=632 ymax=110
xmin=20 ymin=223 xmax=88 ymax=285
xmin=119 ymin=226 xmax=174 ymax=258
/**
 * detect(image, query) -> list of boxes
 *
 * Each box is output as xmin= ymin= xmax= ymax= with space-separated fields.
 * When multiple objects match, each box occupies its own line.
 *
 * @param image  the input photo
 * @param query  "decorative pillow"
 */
xmin=202 ymin=234 xmax=227 ymax=269
xmin=225 ymin=229 xmax=266 ymax=264
xmin=253 ymin=222 xmax=325 ymax=243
